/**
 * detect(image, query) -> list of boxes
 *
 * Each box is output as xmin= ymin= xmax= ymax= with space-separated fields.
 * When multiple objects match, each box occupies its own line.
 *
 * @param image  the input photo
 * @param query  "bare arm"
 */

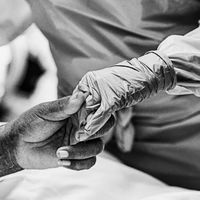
xmin=0 ymin=123 xmax=22 ymax=177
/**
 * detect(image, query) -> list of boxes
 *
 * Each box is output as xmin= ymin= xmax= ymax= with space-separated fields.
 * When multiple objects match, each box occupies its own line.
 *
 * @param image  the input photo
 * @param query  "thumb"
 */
xmin=74 ymin=103 xmax=112 ymax=142
xmin=36 ymin=90 xmax=89 ymax=121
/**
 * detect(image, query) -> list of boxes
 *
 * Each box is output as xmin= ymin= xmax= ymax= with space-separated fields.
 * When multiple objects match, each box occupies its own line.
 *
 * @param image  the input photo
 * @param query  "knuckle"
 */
xmin=68 ymin=143 xmax=89 ymax=159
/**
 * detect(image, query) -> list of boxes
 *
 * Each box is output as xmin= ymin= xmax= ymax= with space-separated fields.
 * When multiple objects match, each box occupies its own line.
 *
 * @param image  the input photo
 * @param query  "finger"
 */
xmin=78 ymin=103 xmax=90 ymax=128
xmin=57 ymin=138 xmax=104 ymax=160
xmin=58 ymin=157 xmax=96 ymax=170
xmin=78 ymin=86 xmax=100 ymax=111
xmin=87 ymin=114 xmax=115 ymax=140
xmin=101 ymin=112 xmax=117 ymax=144
xmin=75 ymin=104 xmax=112 ymax=142
xmin=78 ymin=73 xmax=101 ymax=108
xmin=77 ymin=101 xmax=100 ymax=131
xmin=86 ymin=96 xmax=101 ymax=110
xmin=115 ymin=122 xmax=135 ymax=152
xmin=35 ymin=90 xmax=89 ymax=121
xmin=78 ymin=82 xmax=90 ymax=93
xmin=66 ymin=110 xmax=93 ymax=146
xmin=69 ymin=113 xmax=115 ymax=145
xmin=62 ymin=117 xmax=77 ymax=146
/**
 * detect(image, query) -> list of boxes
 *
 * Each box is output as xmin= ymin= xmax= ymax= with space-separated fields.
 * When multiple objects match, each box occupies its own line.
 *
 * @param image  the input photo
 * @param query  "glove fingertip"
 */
xmin=78 ymin=83 xmax=89 ymax=93
xmin=75 ymin=129 xmax=90 ymax=142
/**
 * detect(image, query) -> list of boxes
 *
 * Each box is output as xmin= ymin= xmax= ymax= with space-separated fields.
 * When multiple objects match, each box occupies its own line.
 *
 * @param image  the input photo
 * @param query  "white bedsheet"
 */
xmin=0 ymin=155 xmax=199 ymax=200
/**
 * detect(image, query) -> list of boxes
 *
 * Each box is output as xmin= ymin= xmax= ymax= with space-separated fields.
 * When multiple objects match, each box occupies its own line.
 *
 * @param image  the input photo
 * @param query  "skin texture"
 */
xmin=0 ymin=125 xmax=22 ymax=177
xmin=0 ymin=90 xmax=111 ymax=177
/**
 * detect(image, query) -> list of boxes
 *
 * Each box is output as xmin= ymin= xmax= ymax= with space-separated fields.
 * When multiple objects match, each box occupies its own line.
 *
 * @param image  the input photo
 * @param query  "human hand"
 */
xmin=0 ymin=89 xmax=111 ymax=176
xmin=75 ymin=51 xmax=176 ymax=141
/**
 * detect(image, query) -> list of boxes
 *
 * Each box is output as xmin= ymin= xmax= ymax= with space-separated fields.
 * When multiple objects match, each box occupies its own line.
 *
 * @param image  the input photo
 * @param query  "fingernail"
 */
xmin=57 ymin=150 xmax=69 ymax=158
xmin=58 ymin=160 xmax=71 ymax=166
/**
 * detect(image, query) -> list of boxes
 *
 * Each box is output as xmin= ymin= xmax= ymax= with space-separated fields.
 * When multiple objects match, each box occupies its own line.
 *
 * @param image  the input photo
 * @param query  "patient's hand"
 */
xmin=0 ymin=90 xmax=105 ymax=177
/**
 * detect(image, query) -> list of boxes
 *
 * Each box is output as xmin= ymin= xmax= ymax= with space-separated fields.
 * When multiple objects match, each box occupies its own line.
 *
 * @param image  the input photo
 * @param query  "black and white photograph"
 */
xmin=1 ymin=0 xmax=200 ymax=199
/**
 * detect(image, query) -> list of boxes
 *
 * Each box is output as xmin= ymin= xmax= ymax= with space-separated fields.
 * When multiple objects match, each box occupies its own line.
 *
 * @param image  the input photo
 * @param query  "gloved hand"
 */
xmin=113 ymin=108 xmax=135 ymax=152
xmin=102 ymin=108 xmax=135 ymax=152
xmin=75 ymin=51 xmax=176 ymax=141
xmin=0 ymin=89 xmax=113 ymax=177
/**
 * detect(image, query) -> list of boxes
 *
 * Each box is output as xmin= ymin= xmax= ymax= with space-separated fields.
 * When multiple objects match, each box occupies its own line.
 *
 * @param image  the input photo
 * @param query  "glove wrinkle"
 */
xmin=77 ymin=51 xmax=176 ymax=137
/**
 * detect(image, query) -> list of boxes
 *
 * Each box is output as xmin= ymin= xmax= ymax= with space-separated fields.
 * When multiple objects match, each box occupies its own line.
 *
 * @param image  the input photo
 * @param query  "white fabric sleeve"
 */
xmin=158 ymin=26 xmax=200 ymax=96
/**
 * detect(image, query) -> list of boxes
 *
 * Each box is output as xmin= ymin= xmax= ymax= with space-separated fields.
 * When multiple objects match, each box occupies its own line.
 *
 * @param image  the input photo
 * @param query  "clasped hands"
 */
xmin=1 ymin=88 xmax=114 ymax=172
xmin=2 ymin=51 xmax=175 ymax=173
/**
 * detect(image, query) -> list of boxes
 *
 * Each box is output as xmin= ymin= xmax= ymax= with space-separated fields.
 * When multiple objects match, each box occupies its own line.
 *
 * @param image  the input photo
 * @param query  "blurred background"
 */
xmin=0 ymin=22 xmax=58 ymax=121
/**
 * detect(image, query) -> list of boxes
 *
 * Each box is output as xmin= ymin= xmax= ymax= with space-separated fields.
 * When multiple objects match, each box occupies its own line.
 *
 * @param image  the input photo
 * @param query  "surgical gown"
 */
xmin=26 ymin=0 xmax=200 ymax=190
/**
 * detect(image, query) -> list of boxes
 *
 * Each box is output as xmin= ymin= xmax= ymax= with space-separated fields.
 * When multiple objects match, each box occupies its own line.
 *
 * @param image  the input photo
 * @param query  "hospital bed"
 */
xmin=0 ymin=152 xmax=199 ymax=200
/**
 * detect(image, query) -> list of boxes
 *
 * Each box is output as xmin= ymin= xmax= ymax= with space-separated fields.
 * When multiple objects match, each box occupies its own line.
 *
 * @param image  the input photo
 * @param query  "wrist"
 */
xmin=137 ymin=50 xmax=177 ymax=92
xmin=0 ymin=123 xmax=23 ymax=177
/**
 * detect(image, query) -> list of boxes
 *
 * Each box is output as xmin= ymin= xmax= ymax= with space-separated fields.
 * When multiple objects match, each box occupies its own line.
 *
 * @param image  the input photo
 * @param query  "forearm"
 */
xmin=0 ymin=123 xmax=22 ymax=177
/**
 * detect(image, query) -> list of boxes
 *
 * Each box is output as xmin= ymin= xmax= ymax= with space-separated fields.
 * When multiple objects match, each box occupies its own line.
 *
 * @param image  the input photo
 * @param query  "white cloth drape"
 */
xmin=0 ymin=155 xmax=200 ymax=200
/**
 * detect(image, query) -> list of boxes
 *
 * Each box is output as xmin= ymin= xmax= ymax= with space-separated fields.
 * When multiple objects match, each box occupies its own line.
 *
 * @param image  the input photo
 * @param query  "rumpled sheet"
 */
xmin=0 ymin=154 xmax=199 ymax=200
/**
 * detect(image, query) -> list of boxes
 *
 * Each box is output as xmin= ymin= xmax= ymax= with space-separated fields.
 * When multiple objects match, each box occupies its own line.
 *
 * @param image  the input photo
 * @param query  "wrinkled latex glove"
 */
xmin=0 ymin=89 xmax=114 ymax=176
xmin=114 ymin=108 xmax=135 ymax=152
xmin=76 ymin=51 xmax=176 ymax=141
xmin=102 ymin=108 xmax=135 ymax=152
